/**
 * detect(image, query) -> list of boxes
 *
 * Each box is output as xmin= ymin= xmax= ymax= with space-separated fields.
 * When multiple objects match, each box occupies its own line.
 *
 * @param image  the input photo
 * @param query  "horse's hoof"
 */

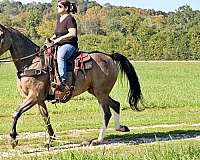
xmin=11 ymin=139 xmax=18 ymax=149
xmin=44 ymin=142 xmax=53 ymax=150
xmin=90 ymin=139 xmax=102 ymax=146
xmin=44 ymin=142 xmax=50 ymax=149
xmin=44 ymin=139 xmax=55 ymax=149
xmin=116 ymin=125 xmax=130 ymax=132
xmin=81 ymin=141 xmax=90 ymax=147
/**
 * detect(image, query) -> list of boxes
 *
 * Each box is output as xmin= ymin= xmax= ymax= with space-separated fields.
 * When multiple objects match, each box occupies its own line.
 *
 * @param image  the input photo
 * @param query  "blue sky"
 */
xmin=18 ymin=0 xmax=200 ymax=12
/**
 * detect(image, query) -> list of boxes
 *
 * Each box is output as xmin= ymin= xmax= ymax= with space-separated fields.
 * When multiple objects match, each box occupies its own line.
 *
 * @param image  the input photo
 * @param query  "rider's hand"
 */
xmin=50 ymin=34 xmax=56 ymax=41
xmin=53 ymin=37 xmax=62 ymax=44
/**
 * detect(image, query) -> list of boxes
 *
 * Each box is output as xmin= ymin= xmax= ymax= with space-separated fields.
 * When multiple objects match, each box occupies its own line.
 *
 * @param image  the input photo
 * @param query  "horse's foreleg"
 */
xmin=108 ymin=96 xmax=130 ymax=132
xmin=10 ymin=96 xmax=37 ymax=148
xmin=37 ymin=102 xmax=55 ymax=141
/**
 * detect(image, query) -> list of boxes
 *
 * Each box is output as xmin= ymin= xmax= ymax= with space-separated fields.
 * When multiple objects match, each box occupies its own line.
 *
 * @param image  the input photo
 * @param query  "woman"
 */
xmin=51 ymin=0 xmax=78 ymax=90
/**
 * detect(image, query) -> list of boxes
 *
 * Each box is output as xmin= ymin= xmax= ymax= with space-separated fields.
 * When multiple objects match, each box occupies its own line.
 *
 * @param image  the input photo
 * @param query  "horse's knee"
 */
xmin=12 ymin=110 xmax=22 ymax=121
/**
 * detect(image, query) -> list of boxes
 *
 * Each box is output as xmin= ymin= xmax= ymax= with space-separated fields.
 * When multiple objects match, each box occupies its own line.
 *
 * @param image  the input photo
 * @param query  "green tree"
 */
xmin=25 ymin=8 xmax=42 ymax=38
xmin=137 ymin=18 xmax=158 ymax=43
xmin=120 ymin=14 xmax=143 ymax=36
xmin=37 ymin=18 xmax=55 ymax=39
xmin=0 ymin=0 xmax=23 ymax=16
xmin=0 ymin=14 xmax=12 ymax=26
xmin=167 ymin=5 xmax=200 ymax=31
xmin=189 ymin=24 xmax=200 ymax=59
xmin=147 ymin=28 xmax=175 ymax=60
xmin=105 ymin=8 xmax=130 ymax=34
xmin=79 ymin=34 xmax=105 ymax=51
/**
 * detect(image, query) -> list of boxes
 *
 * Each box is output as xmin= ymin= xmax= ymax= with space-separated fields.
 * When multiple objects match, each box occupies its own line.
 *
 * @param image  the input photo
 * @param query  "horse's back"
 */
xmin=90 ymin=52 xmax=118 ymax=77
xmin=73 ymin=52 xmax=119 ymax=97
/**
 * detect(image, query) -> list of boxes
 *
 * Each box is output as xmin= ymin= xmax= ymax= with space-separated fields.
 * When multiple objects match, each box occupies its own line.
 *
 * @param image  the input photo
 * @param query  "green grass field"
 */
xmin=0 ymin=62 xmax=200 ymax=159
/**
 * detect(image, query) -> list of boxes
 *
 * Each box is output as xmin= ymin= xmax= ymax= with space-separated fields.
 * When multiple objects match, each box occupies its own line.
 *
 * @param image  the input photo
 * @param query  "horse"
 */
xmin=0 ymin=24 xmax=143 ymax=148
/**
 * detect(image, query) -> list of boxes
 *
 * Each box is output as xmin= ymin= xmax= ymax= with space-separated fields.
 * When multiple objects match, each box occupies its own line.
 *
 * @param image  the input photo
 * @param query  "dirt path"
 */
xmin=0 ymin=123 xmax=200 ymax=159
xmin=1 ymin=123 xmax=200 ymax=140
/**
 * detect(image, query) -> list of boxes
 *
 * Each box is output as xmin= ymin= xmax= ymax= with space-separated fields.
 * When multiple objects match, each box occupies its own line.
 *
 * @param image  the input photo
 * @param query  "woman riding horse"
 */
xmin=0 ymin=22 xmax=143 ymax=148
xmin=51 ymin=0 xmax=78 ymax=92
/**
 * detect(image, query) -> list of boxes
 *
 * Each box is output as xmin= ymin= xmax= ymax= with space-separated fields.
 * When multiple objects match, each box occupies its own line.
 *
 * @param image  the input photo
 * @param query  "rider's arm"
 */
xmin=53 ymin=28 xmax=76 ymax=44
xmin=60 ymin=28 xmax=76 ymax=40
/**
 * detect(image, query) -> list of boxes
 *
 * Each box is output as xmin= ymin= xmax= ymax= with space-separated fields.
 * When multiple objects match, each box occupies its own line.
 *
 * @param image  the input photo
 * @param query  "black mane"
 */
xmin=7 ymin=27 xmax=40 ymax=50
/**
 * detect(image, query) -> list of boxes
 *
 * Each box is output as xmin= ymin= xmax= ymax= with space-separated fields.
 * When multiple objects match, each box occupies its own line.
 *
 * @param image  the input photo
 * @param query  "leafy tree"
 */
xmin=0 ymin=14 xmax=12 ymax=26
xmin=37 ymin=18 xmax=55 ymax=39
xmin=25 ymin=8 xmax=42 ymax=38
xmin=79 ymin=34 xmax=105 ymax=51
xmin=77 ymin=6 xmax=106 ymax=35
xmin=146 ymin=28 xmax=180 ymax=60
xmin=12 ymin=11 xmax=28 ymax=28
xmin=189 ymin=24 xmax=200 ymax=59
xmin=77 ymin=0 xmax=88 ymax=14
xmin=137 ymin=18 xmax=159 ymax=43
xmin=0 ymin=0 xmax=23 ymax=16
xmin=167 ymin=5 xmax=200 ymax=31
xmin=120 ymin=14 xmax=143 ymax=36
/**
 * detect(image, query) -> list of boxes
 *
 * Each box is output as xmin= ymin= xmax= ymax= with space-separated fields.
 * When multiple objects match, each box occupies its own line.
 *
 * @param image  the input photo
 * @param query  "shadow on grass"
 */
xmin=105 ymin=130 xmax=200 ymax=145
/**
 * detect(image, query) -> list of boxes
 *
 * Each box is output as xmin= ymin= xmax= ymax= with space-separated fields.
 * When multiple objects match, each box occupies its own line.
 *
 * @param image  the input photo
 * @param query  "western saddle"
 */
xmin=44 ymin=39 xmax=92 ymax=103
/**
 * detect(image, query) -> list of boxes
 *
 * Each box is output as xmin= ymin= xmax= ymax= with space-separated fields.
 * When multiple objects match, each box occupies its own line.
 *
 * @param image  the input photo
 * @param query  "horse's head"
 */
xmin=0 ymin=24 xmax=12 ymax=56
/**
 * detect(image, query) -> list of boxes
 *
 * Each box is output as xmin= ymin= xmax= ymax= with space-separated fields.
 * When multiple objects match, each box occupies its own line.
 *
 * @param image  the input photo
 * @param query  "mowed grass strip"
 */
xmin=3 ymin=139 xmax=200 ymax=160
xmin=1 ymin=125 xmax=200 ymax=159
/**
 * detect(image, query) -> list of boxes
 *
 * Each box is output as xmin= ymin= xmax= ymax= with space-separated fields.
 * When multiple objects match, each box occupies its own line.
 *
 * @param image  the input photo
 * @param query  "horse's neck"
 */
xmin=9 ymin=32 xmax=41 ymax=71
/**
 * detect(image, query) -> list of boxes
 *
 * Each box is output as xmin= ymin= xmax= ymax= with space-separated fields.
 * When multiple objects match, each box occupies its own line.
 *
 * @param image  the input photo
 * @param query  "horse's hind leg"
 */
xmin=10 ymin=96 xmax=37 ymax=148
xmin=38 ymin=102 xmax=55 ymax=142
xmin=108 ymin=96 xmax=130 ymax=132
xmin=91 ymin=96 xmax=111 ymax=146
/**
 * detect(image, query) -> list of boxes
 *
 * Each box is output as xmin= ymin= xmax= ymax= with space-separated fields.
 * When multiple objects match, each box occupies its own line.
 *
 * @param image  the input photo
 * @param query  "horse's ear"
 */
xmin=0 ymin=24 xmax=6 ymax=31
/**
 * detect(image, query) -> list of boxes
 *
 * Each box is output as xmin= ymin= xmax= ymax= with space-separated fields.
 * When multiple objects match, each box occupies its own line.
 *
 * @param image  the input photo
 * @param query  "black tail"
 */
xmin=110 ymin=53 xmax=143 ymax=111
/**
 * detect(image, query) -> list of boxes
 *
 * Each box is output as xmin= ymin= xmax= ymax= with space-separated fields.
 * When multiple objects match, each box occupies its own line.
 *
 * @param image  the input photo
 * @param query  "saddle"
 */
xmin=44 ymin=40 xmax=92 ymax=103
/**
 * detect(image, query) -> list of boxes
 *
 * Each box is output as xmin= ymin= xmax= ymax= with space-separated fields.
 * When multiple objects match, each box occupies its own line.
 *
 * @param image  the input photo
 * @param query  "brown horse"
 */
xmin=0 ymin=24 xmax=143 ymax=148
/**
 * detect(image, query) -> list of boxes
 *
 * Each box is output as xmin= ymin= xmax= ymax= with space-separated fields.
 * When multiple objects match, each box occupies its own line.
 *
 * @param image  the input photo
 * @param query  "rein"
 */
xmin=0 ymin=45 xmax=54 ymax=63
xmin=0 ymin=56 xmax=12 ymax=62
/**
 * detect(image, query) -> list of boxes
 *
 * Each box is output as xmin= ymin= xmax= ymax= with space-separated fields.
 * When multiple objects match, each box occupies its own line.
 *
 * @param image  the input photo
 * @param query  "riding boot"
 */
xmin=54 ymin=82 xmax=74 ymax=103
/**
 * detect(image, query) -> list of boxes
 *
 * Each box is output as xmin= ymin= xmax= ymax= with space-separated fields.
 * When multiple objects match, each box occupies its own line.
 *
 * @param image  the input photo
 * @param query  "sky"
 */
xmin=16 ymin=0 xmax=200 ymax=12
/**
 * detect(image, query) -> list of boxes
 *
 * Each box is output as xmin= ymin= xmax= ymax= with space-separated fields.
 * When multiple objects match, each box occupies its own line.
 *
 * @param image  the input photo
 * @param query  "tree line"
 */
xmin=1 ymin=0 xmax=200 ymax=60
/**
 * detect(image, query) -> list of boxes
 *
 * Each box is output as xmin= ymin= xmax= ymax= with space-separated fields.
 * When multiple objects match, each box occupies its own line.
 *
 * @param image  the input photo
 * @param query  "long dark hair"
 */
xmin=58 ymin=0 xmax=77 ymax=14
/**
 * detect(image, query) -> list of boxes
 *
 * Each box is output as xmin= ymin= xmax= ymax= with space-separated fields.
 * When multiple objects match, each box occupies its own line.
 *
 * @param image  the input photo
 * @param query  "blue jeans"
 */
xmin=57 ymin=44 xmax=76 ymax=84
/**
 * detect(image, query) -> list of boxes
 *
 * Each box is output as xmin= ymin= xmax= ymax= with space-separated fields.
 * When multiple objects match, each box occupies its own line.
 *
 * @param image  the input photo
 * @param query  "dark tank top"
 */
xmin=55 ymin=15 xmax=78 ymax=48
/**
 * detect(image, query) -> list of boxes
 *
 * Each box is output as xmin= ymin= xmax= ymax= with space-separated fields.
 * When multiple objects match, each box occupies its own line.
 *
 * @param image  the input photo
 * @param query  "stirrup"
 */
xmin=51 ymin=82 xmax=64 ymax=91
xmin=51 ymin=82 xmax=59 ymax=88
xmin=54 ymin=85 xmax=74 ymax=103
